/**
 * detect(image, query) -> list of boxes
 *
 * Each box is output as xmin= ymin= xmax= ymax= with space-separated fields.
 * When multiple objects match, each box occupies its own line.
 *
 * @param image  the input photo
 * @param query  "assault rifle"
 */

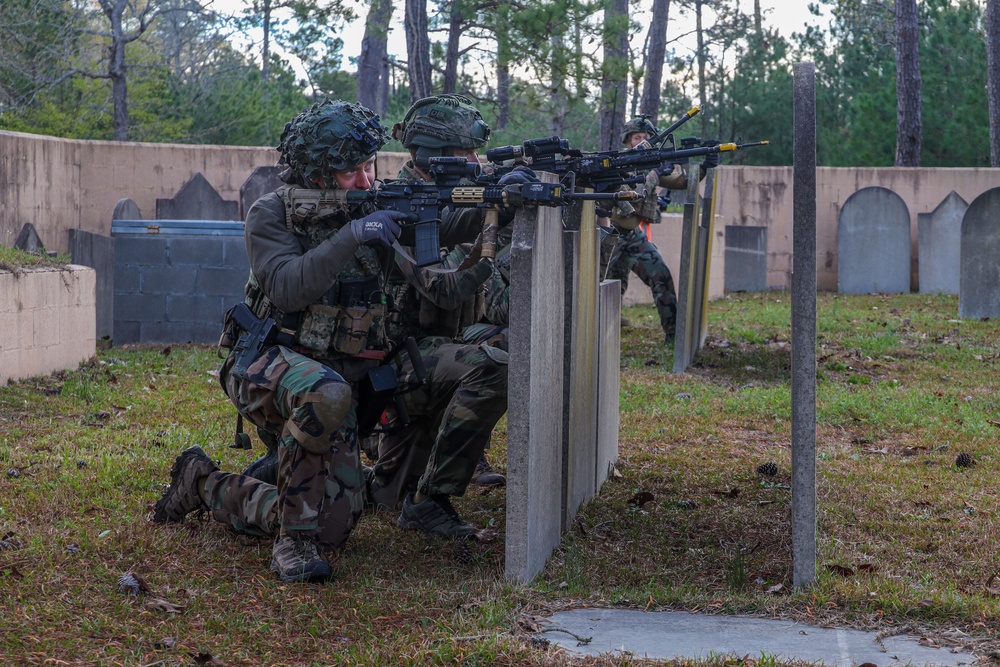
xmin=285 ymin=156 xmax=639 ymax=267
xmin=487 ymin=136 xmax=768 ymax=193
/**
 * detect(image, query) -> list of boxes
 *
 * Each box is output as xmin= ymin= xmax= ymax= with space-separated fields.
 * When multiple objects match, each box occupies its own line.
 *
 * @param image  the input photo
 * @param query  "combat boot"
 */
xmin=270 ymin=536 xmax=332 ymax=583
xmin=153 ymin=446 xmax=218 ymax=523
xmin=397 ymin=492 xmax=475 ymax=538
xmin=241 ymin=451 xmax=278 ymax=485
xmin=471 ymin=454 xmax=505 ymax=488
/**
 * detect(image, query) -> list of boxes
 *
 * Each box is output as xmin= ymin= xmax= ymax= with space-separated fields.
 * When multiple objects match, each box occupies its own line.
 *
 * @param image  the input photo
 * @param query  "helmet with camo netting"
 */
xmin=620 ymin=116 xmax=659 ymax=145
xmin=277 ymin=99 xmax=390 ymax=185
xmin=391 ymin=94 xmax=490 ymax=166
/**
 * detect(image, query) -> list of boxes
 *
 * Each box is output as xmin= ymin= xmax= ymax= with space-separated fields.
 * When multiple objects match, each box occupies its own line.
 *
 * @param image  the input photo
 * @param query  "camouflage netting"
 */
xmin=277 ymin=99 xmax=390 ymax=185
xmin=620 ymin=116 xmax=659 ymax=145
xmin=391 ymin=94 xmax=491 ymax=150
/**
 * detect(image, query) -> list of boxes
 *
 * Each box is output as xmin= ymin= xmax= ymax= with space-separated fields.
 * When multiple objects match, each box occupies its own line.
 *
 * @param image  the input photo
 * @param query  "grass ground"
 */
xmin=1 ymin=291 xmax=999 ymax=666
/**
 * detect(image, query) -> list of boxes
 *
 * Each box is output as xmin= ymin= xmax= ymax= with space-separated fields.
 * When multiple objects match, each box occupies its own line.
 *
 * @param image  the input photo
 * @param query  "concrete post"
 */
xmin=792 ymin=62 xmax=818 ymax=589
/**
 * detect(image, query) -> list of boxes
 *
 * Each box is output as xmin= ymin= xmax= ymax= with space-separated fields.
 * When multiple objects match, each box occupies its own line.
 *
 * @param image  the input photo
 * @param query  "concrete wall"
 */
xmin=3 ymin=130 xmax=996 ymax=293
xmin=0 ymin=266 xmax=96 ymax=384
xmin=0 ymin=130 xmax=407 ymax=252
xmin=714 ymin=166 xmax=999 ymax=292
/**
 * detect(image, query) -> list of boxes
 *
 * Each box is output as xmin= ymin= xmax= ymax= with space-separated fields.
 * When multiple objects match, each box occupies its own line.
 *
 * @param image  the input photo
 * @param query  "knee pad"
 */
xmin=291 ymin=380 xmax=353 ymax=455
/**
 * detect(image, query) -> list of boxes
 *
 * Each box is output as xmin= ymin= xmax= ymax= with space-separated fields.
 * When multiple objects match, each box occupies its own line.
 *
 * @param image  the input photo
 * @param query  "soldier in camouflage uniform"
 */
xmin=367 ymin=94 xmax=515 ymax=508
xmin=605 ymin=116 xmax=719 ymax=343
xmin=152 ymin=99 xmax=493 ymax=582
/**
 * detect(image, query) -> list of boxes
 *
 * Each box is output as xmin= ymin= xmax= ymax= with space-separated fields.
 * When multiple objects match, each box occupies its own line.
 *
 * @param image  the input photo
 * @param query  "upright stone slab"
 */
xmin=837 ymin=187 xmax=910 ymax=294
xmin=692 ymin=169 xmax=718 ymax=349
xmin=506 ymin=174 xmax=566 ymax=584
xmin=673 ymin=164 xmax=702 ymax=373
xmin=240 ymin=166 xmax=284 ymax=220
xmin=960 ymin=187 xmax=1000 ymax=319
xmin=918 ymin=191 xmax=966 ymax=295
xmin=112 ymin=198 xmax=142 ymax=221
xmin=14 ymin=223 xmax=45 ymax=254
xmin=724 ymin=226 xmax=768 ymax=292
xmin=69 ymin=229 xmax=114 ymax=342
xmin=561 ymin=200 xmax=600 ymax=529
xmin=595 ymin=279 xmax=621 ymax=488
xmin=155 ymin=173 xmax=239 ymax=221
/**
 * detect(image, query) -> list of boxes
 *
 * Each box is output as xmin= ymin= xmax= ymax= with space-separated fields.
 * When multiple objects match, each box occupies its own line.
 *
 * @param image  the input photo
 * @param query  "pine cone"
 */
xmin=955 ymin=452 xmax=974 ymax=469
xmin=117 ymin=571 xmax=151 ymax=596
xmin=757 ymin=461 xmax=778 ymax=477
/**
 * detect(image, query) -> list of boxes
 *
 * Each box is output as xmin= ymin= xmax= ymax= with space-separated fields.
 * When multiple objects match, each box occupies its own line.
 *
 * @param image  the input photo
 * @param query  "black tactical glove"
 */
xmin=701 ymin=140 xmax=721 ymax=171
xmin=350 ymin=210 xmax=407 ymax=248
xmin=497 ymin=166 xmax=539 ymax=186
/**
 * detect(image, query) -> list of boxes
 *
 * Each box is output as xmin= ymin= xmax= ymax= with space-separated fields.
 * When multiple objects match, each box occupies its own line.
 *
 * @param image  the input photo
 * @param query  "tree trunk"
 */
xmin=988 ymin=0 xmax=1000 ymax=166
xmin=443 ymin=0 xmax=464 ymax=93
xmin=262 ymin=0 xmax=271 ymax=81
xmin=358 ymin=0 xmax=393 ymax=114
xmin=551 ymin=32 xmax=567 ymax=136
xmin=105 ymin=0 xmax=128 ymax=141
xmin=599 ymin=0 xmax=629 ymax=151
xmin=404 ymin=0 xmax=432 ymax=103
xmin=495 ymin=4 xmax=511 ymax=130
xmin=894 ymin=0 xmax=921 ymax=166
xmin=695 ymin=0 xmax=708 ymax=137
xmin=639 ymin=0 xmax=671 ymax=120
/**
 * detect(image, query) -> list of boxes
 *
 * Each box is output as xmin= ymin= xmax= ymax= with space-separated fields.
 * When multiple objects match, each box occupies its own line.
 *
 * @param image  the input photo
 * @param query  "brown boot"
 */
xmin=471 ymin=454 xmax=505 ymax=488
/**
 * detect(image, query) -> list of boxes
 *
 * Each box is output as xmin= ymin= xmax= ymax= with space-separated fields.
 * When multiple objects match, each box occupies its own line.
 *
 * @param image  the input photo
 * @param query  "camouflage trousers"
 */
xmin=210 ymin=346 xmax=365 ymax=549
xmin=371 ymin=336 xmax=508 ymax=505
xmin=608 ymin=225 xmax=677 ymax=336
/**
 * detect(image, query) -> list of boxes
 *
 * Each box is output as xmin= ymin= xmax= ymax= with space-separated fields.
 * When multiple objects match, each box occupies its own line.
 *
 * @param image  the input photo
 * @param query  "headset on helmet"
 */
xmin=620 ymin=116 xmax=659 ymax=145
xmin=391 ymin=94 xmax=490 ymax=167
xmin=277 ymin=99 xmax=390 ymax=186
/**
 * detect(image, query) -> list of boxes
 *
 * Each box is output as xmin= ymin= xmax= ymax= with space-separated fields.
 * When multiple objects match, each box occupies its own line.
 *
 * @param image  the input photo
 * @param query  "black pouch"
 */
xmin=356 ymin=365 xmax=399 ymax=438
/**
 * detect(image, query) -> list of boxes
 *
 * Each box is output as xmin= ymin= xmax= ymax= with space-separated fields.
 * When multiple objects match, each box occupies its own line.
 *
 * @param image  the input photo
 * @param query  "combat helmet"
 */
xmin=277 ymin=99 xmax=390 ymax=186
xmin=620 ymin=115 xmax=658 ymax=145
xmin=391 ymin=94 xmax=490 ymax=167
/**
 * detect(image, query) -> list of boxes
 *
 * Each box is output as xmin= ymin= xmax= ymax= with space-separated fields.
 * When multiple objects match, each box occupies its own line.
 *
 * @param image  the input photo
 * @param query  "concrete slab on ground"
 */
xmin=538 ymin=609 xmax=978 ymax=666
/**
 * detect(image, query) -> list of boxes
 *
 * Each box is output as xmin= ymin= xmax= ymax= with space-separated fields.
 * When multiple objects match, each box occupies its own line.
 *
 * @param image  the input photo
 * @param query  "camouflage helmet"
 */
xmin=277 ymin=99 xmax=390 ymax=185
xmin=620 ymin=116 xmax=659 ymax=145
xmin=391 ymin=94 xmax=491 ymax=151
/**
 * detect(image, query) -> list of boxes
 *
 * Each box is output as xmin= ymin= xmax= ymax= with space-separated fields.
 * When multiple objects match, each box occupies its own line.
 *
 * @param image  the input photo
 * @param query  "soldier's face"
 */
xmin=627 ymin=132 xmax=649 ymax=149
xmin=448 ymin=147 xmax=480 ymax=164
xmin=332 ymin=156 xmax=377 ymax=190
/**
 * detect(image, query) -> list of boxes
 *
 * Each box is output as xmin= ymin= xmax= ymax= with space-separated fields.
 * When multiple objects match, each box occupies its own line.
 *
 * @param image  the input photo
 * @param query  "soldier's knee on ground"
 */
xmin=289 ymin=379 xmax=353 ymax=454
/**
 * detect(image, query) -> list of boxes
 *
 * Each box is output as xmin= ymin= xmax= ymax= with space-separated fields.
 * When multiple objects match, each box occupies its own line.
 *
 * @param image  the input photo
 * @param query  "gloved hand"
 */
xmin=702 ymin=140 xmax=721 ymax=170
xmin=350 ymin=210 xmax=406 ymax=248
xmin=497 ymin=166 xmax=539 ymax=186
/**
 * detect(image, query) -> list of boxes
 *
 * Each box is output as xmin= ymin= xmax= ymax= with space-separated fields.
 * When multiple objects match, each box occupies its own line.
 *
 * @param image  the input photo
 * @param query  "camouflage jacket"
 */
xmin=611 ymin=162 xmax=689 ymax=231
xmin=240 ymin=189 xmax=387 ymax=378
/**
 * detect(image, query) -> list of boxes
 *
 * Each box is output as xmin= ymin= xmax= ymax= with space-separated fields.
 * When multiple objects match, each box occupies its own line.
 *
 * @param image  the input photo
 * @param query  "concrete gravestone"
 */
xmin=14 ymin=223 xmax=45 ymax=254
xmin=837 ymin=186 xmax=910 ymax=294
xmin=918 ymin=191 xmax=966 ymax=295
xmin=240 ymin=166 xmax=284 ymax=220
xmin=112 ymin=198 xmax=142 ymax=221
xmin=959 ymin=187 xmax=1000 ymax=319
xmin=155 ymin=173 xmax=239 ymax=221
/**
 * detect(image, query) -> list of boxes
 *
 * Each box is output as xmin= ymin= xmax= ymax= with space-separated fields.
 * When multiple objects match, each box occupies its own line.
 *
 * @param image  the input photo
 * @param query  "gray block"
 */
xmin=724 ymin=226 xmax=767 ymax=292
xmin=506 ymin=174 xmax=566 ymax=585
xmin=221 ymin=237 xmax=250 ymax=266
xmin=196 ymin=267 xmax=249 ymax=297
xmin=240 ymin=166 xmax=284 ymax=220
xmin=562 ymin=218 xmax=600 ymax=530
xmin=166 ymin=294 xmax=228 ymax=324
xmin=837 ymin=186 xmax=910 ymax=294
xmin=140 ymin=320 xmax=220 ymax=345
xmin=114 ymin=236 xmax=170 ymax=266
xmin=112 ymin=198 xmax=141 ymax=221
xmin=673 ymin=164 xmax=702 ymax=373
xmin=114 ymin=293 xmax=166 ymax=325
xmin=960 ymin=187 xmax=1000 ymax=319
xmin=918 ymin=191 xmax=966 ymax=295
xmin=168 ymin=237 xmax=226 ymax=266
xmin=69 ymin=229 xmax=114 ymax=341
xmin=113 ymin=263 xmax=141 ymax=294
xmin=113 ymin=320 xmax=141 ymax=345
xmin=596 ymin=279 xmax=621 ymax=488
xmin=155 ymin=173 xmax=239 ymax=221
xmin=141 ymin=265 xmax=198 ymax=294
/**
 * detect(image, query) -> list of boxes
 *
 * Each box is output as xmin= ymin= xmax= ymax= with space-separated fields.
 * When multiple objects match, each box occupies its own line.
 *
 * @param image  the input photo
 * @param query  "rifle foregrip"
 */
xmin=481 ymin=208 xmax=499 ymax=259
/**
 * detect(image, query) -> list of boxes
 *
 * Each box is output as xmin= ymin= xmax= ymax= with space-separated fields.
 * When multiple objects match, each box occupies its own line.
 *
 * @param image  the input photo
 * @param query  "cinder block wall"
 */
xmin=0 ymin=266 xmax=96 ymax=384
xmin=113 ymin=233 xmax=249 ymax=345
